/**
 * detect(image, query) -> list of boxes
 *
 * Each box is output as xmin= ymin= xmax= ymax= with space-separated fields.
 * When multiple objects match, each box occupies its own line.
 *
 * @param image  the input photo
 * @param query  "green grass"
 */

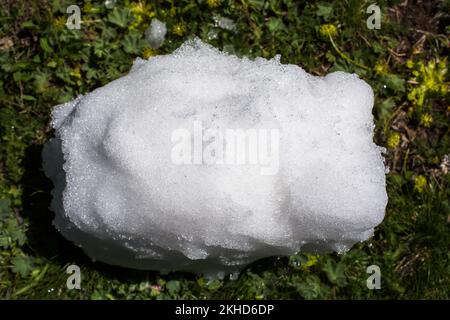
xmin=0 ymin=0 xmax=449 ymax=299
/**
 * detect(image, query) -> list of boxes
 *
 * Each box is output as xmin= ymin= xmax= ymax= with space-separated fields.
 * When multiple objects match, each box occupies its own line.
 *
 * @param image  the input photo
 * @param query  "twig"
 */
xmin=328 ymin=35 xmax=371 ymax=71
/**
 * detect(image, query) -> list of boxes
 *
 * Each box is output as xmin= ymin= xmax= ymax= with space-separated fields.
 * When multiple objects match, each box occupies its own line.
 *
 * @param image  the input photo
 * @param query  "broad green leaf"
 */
xmin=379 ymin=97 xmax=396 ymax=119
xmin=122 ymin=32 xmax=144 ymax=54
xmin=0 ymin=199 xmax=10 ymax=218
xmin=316 ymin=4 xmax=333 ymax=20
xmin=107 ymin=8 xmax=131 ymax=28
xmin=323 ymin=260 xmax=347 ymax=287
xmin=247 ymin=0 xmax=265 ymax=10
xmin=165 ymin=280 xmax=181 ymax=294
xmin=22 ymin=95 xmax=36 ymax=101
xmin=205 ymin=279 xmax=222 ymax=290
xmin=21 ymin=21 xmax=36 ymax=29
xmin=39 ymin=37 xmax=53 ymax=53
xmin=384 ymin=74 xmax=405 ymax=92
xmin=267 ymin=18 xmax=285 ymax=33
xmin=297 ymin=275 xmax=322 ymax=299
xmin=11 ymin=256 xmax=33 ymax=277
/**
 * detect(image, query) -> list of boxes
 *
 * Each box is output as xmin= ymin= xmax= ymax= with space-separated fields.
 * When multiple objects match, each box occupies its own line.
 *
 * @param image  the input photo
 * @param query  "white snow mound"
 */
xmin=42 ymin=39 xmax=387 ymax=277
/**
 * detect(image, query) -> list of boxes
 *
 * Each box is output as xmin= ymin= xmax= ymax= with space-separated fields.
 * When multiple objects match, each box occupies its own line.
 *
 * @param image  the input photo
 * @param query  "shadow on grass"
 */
xmin=20 ymin=143 xmax=82 ymax=263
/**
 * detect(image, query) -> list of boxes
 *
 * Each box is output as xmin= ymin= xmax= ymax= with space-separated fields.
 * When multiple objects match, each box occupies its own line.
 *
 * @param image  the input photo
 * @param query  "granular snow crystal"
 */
xmin=145 ymin=19 xmax=167 ymax=49
xmin=42 ymin=39 xmax=387 ymax=277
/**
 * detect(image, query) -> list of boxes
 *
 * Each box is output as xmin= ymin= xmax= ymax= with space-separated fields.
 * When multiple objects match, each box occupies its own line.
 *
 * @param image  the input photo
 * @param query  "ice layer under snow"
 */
xmin=42 ymin=39 xmax=387 ymax=277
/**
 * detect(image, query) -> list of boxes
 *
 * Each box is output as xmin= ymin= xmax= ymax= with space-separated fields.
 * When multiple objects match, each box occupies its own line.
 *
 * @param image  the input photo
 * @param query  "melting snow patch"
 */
xmin=42 ymin=39 xmax=387 ymax=278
